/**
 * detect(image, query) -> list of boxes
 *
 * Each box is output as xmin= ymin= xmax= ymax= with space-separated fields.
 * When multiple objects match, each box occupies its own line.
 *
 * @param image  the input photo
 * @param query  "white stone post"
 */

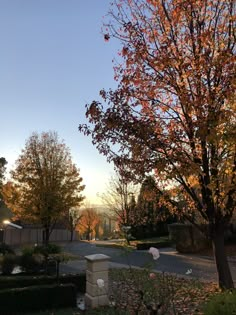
xmin=85 ymin=254 xmax=110 ymax=309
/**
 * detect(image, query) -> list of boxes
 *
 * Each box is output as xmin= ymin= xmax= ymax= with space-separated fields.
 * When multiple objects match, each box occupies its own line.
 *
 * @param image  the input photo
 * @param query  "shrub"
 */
xmin=0 ymin=273 xmax=86 ymax=291
xmin=19 ymin=252 xmax=43 ymax=274
xmin=59 ymin=273 xmax=86 ymax=292
xmin=131 ymin=223 xmax=170 ymax=239
xmin=0 ymin=243 xmax=15 ymax=255
xmin=34 ymin=243 xmax=62 ymax=256
xmin=203 ymin=290 xmax=236 ymax=315
xmin=1 ymin=254 xmax=17 ymax=275
xmin=168 ymin=223 xmax=210 ymax=253
xmin=0 ymin=283 xmax=77 ymax=314
xmin=19 ymin=243 xmax=62 ymax=274
xmin=21 ymin=245 xmax=35 ymax=256
xmin=21 ymin=243 xmax=61 ymax=257
xmin=136 ymin=241 xmax=172 ymax=250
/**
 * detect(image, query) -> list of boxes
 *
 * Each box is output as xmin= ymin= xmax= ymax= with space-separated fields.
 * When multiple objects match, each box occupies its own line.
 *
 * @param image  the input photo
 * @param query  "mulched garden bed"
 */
xmin=108 ymin=268 xmax=220 ymax=315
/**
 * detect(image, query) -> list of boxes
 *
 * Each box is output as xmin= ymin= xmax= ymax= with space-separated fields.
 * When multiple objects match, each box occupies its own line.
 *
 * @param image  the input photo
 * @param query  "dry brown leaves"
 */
xmin=109 ymin=269 xmax=220 ymax=315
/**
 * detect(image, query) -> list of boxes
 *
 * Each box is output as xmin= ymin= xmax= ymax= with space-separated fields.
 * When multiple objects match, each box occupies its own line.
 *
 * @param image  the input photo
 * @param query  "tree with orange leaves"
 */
xmin=76 ymin=207 xmax=100 ymax=240
xmin=0 ymin=157 xmax=7 ymax=213
xmin=79 ymin=0 xmax=236 ymax=288
xmin=4 ymin=131 xmax=85 ymax=244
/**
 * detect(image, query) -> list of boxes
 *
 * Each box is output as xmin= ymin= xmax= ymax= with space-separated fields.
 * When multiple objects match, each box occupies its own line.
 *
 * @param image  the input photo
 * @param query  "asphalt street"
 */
xmin=59 ymin=240 xmax=236 ymax=284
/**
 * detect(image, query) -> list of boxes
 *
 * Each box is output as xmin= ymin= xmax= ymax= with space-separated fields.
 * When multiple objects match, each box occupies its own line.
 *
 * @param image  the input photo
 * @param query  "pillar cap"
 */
xmin=85 ymin=254 xmax=111 ymax=262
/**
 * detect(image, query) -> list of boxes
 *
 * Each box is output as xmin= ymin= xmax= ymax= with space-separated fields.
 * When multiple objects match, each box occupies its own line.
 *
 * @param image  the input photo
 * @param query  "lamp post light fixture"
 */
xmin=3 ymin=220 xmax=23 ymax=229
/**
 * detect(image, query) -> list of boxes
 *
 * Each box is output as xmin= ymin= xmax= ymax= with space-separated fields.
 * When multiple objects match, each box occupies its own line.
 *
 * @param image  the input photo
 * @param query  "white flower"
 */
xmin=97 ymin=278 xmax=105 ymax=288
xmin=148 ymin=247 xmax=160 ymax=260
xmin=186 ymin=269 xmax=192 ymax=275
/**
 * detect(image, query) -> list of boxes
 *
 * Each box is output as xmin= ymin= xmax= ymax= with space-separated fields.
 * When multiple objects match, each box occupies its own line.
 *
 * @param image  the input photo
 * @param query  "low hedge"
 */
xmin=136 ymin=241 xmax=172 ymax=250
xmin=0 ymin=243 xmax=15 ymax=255
xmin=59 ymin=273 xmax=86 ymax=292
xmin=0 ymin=283 xmax=77 ymax=314
xmin=0 ymin=273 xmax=86 ymax=292
xmin=203 ymin=290 xmax=236 ymax=315
xmin=1 ymin=254 xmax=17 ymax=275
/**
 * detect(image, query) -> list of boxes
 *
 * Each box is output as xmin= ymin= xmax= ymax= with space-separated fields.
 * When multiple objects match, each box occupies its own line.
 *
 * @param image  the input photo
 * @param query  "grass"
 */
xmin=95 ymin=243 xmax=127 ymax=249
xmin=94 ymin=236 xmax=173 ymax=250
xmin=130 ymin=235 xmax=170 ymax=244
xmin=131 ymin=235 xmax=172 ymax=247
xmin=61 ymin=252 xmax=83 ymax=260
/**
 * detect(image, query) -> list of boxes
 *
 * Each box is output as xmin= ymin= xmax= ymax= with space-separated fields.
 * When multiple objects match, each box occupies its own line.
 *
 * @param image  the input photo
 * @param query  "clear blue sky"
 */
xmin=0 ymin=0 xmax=121 ymax=205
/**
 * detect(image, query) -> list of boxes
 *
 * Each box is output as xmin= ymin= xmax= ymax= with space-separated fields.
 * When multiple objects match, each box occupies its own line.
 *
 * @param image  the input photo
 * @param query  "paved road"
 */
xmin=59 ymin=240 xmax=236 ymax=284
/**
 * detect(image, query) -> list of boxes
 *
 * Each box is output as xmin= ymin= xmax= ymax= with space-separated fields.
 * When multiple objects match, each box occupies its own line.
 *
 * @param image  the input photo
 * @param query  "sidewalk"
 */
xmin=60 ymin=259 xmax=135 ymax=275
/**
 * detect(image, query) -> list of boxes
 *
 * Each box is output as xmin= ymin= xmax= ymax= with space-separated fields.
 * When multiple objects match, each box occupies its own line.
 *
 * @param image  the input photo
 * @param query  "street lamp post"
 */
xmin=3 ymin=220 xmax=23 ymax=229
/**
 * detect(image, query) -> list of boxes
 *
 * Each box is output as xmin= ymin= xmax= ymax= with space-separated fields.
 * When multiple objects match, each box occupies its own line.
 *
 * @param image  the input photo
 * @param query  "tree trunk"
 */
xmin=70 ymin=228 xmax=74 ymax=242
xmin=43 ymin=227 xmax=50 ymax=245
xmin=212 ymin=227 xmax=234 ymax=289
xmin=86 ymin=232 xmax=90 ymax=241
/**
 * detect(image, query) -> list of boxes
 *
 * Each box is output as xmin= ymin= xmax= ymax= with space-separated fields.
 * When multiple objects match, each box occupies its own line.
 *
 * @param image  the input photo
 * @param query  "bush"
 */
xmin=1 ymin=254 xmax=17 ymax=275
xmin=203 ymin=290 xmax=236 ymax=315
xmin=21 ymin=245 xmax=35 ymax=256
xmin=136 ymin=241 xmax=172 ymax=250
xmin=0 ymin=273 xmax=86 ymax=291
xmin=20 ymin=243 xmax=62 ymax=274
xmin=19 ymin=252 xmax=43 ymax=274
xmin=0 ymin=243 xmax=15 ymax=255
xmin=59 ymin=273 xmax=86 ymax=292
xmin=168 ymin=223 xmax=210 ymax=253
xmin=0 ymin=283 xmax=77 ymax=314
xmin=21 ymin=243 xmax=61 ymax=257
xmin=131 ymin=223 xmax=170 ymax=239
xmin=34 ymin=243 xmax=62 ymax=256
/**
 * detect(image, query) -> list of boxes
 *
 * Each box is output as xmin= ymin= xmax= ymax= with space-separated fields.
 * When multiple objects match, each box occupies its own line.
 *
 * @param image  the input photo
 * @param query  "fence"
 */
xmin=2 ymin=227 xmax=79 ymax=245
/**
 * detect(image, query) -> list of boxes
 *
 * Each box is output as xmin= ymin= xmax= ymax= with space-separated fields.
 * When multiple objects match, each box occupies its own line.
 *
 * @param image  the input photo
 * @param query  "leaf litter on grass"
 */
xmin=108 ymin=268 xmax=220 ymax=315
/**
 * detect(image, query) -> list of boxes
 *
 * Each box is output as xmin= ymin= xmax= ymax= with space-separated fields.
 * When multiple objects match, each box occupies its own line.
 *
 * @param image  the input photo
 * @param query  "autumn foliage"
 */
xmin=79 ymin=0 xmax=236 ymax=288
xmin=0 ymin=157 xmax=7 ymax=206
xmin=3 ymin=131 xmax=85 ymax=243
xmin=76 ymin=207 xmax=100 ymax=240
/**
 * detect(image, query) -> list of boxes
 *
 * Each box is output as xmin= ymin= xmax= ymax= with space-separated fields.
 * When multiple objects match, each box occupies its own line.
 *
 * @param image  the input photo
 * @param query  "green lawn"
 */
xmin=130 ymin=235 xmax=170 ymax=244
xmin=95 ymin=235 xmax=173 ymax=250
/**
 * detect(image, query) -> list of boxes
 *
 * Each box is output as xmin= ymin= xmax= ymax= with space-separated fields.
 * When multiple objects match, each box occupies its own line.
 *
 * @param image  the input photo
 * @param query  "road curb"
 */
xmin=158 ymin=247 xmax=236 ymax=263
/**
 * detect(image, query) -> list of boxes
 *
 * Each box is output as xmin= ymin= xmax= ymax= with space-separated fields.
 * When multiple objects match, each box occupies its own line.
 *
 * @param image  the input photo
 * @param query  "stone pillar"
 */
xmin=85 ymin=254 xmax=110 ymax=309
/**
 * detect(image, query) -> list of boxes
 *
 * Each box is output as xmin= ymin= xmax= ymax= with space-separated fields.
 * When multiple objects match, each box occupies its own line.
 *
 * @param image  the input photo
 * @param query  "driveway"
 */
xmin=60 ymin=240 xmax=236 ymax=284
